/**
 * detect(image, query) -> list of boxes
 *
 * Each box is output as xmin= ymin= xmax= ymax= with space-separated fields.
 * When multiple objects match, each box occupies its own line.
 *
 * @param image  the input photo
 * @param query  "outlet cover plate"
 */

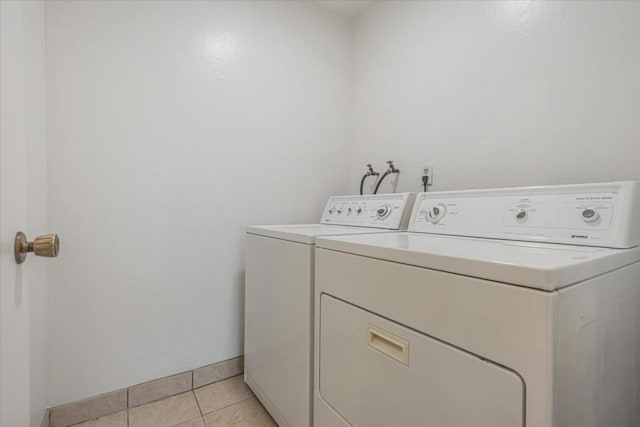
xmin=422 ymin=164 xmax=434 ymax=186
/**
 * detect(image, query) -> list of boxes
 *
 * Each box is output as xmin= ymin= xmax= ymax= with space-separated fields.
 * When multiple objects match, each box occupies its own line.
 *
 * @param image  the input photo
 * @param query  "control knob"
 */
xmin=376 ymin=204 xmax=392 ymax=219
xmin=426 ymin=204 xmax=446 ymax=223
xmin=581 ymin=208 xmax=600 ymax=223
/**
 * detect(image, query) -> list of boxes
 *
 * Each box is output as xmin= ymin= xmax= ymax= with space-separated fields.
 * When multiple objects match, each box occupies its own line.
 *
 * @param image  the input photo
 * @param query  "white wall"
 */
xmin=45 ymin=0 xmax=351 ymax=405
xmin=351 ymin=1 xmax=640 ymax=194
xmin=0 ymin=1 xmax=48 ymax=425
xmin=41 ymin=0 xmax=640 ymax=407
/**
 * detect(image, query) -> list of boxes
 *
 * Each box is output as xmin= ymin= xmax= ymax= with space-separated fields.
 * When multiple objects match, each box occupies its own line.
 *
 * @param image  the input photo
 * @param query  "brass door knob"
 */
xmin=14 ymin=231 xmax=60 ymax=264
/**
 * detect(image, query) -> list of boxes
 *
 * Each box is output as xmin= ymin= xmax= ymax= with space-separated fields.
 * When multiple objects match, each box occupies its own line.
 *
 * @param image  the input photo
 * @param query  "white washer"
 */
xmin=244 ymin=193 xmax=415 ymax=427
xmin=314 ymin=181 xmax=640 ymax=427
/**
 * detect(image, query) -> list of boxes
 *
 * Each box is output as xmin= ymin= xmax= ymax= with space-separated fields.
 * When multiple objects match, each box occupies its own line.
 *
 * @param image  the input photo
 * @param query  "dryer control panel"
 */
xmin=409 ymin=181 xmax=640 ymax=248
xmin=321 ymin=193 xmax=415 ymax=230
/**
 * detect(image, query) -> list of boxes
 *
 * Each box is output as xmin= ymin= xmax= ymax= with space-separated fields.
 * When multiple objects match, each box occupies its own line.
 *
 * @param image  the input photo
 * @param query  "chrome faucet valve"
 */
xmin=366 ymin=164 xmax=379 ymax=176
xmin=386 ymin=160 xmax=399 ymax=173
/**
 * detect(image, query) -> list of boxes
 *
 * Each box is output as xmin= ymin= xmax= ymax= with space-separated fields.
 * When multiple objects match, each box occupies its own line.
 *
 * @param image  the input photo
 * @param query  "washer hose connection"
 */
xmin=373 ymin=160 xmax=399 ymax=194
xmin=360 ymin=163 xmax=379 ymax=195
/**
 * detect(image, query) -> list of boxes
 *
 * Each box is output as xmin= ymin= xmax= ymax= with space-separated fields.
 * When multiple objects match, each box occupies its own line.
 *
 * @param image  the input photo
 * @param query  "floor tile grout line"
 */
xmin=200 ymin=395 xmax=255 ymax=418
xmin=169 ymin=414 xmax=205 ymax=427
xmin=192 ymin=389 xmax=205 ymax=417
xmin=192 ymin=373 xmax=246 ymax=395
xmin=126 ymin=388 xmax=130 ymax=427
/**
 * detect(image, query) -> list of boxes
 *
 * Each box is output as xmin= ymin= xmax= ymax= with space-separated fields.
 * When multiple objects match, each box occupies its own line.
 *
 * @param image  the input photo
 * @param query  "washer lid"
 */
xmin=316 ymin=232 xmax=640 ymax=290
xmin=246 ymin=224 xmax=396 ymax=245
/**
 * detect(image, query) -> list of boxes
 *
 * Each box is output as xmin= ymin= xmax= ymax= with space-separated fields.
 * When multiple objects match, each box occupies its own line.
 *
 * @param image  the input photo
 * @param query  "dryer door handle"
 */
xmin=368 ymin=325 xmax=409 ymax=366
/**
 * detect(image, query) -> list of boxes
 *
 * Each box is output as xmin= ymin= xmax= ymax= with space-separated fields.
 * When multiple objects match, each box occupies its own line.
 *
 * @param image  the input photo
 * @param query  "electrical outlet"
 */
xmin=422 ymin=164 xmax=434 ymax=186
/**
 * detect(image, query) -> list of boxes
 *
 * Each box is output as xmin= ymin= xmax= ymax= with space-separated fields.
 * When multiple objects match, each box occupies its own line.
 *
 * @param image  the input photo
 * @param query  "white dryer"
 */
xmin=313 ymin=181 xmax=640 ymax=427
xmin=245 ymin=193 xmax=415 ymax=427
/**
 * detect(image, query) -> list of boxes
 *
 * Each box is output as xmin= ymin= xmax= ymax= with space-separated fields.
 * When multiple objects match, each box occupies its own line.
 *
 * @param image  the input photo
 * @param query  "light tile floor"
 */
xmin=70 ymin=375 xmax=276 ymax=427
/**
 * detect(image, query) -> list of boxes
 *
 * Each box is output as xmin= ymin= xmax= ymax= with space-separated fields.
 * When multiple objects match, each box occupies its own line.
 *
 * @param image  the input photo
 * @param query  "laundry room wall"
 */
xmin=45 ymin=0 xmax=352 ymax=405
xmin=350 ymin=1 xmax=640 ymax=194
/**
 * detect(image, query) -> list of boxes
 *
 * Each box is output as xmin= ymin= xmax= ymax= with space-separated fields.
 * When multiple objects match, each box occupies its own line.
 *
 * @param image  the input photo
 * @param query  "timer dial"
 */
xmin=426 ymin=204 xmax=447 ymax=223
xmin=581 ymin=208 xmax=600 ymax=223
xmin=376 ymin=204 xmax=392 ymax=219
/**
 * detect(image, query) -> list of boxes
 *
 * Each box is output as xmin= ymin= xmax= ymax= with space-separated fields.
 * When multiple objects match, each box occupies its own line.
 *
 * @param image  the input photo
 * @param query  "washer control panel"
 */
xmin=409 ymin=181 xmax=640 ymax=248
xmin=321 ymin=193 xmax=415 ymax=230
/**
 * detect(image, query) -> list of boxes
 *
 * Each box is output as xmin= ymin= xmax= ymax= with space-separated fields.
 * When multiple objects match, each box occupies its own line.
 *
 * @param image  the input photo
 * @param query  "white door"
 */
xmin=0 ymin=1 xmax=49 ymax=426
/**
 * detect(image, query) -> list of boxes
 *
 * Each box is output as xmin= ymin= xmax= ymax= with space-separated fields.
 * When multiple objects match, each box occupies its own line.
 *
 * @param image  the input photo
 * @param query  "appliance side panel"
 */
xmin=623 ymin=181 xmax=640 ymax=248
xmin=244 ymin=234 xmax=313 ymax=427
xmin=554 ymin=262 xmax=640 ymax=427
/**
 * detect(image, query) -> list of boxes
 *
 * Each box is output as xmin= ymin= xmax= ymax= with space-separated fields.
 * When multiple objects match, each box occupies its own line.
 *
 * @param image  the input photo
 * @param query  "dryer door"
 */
xmin=318 ymin=294 xmax=525 ymax=427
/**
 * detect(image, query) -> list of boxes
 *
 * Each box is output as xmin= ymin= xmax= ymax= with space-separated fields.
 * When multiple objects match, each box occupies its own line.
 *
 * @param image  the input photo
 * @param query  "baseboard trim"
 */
xmin=46 ymin=355 xmax=244 ymax=427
